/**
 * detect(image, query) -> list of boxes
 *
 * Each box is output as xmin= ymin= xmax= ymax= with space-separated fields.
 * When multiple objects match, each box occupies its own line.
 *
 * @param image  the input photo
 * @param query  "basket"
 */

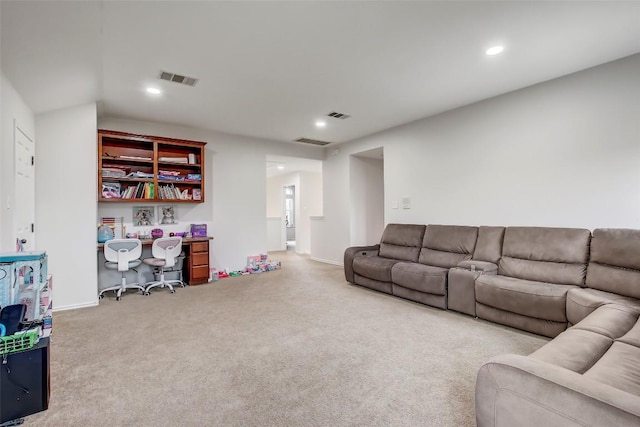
xmin=0 ymin=328 xmax=39 ymax=355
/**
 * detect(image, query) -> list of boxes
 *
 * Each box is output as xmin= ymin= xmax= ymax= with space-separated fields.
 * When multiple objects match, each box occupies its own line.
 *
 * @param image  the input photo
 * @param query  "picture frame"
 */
xmin=132 ymin=206 xmax=154 ymax=226
xmin=158 ymin=205 xmax=178 ymax=225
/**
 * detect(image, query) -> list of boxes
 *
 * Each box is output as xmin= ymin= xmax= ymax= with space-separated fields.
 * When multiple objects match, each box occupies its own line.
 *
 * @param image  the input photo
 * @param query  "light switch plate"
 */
xmin=392 ymin=200 xmax=399 ymax=209
xmin=401 ymin=197 xmax=411 ymax=209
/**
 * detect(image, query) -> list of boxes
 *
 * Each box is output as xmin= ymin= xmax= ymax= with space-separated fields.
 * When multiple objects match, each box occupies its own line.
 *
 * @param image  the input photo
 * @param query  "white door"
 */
xmin=14 ymin=122 xmax=35 ymax=251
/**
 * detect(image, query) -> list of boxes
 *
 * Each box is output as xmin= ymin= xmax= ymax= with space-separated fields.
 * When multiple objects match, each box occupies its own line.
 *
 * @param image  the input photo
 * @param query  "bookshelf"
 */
xmin=98 ymin=130 xmax=206 ymax=203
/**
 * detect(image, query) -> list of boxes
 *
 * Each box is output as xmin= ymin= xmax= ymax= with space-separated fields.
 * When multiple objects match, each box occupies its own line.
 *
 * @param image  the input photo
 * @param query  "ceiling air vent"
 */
xmin=327 ymin=111 xmax=351 ymax=120
xmin=295 ymin=137 xmax=332 ymax=146
xmin=159 ymin=70 xmax=199 ymax=87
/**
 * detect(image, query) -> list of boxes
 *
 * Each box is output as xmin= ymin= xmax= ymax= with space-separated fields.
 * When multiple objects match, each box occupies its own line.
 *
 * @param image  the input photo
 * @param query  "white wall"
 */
xmin=36 ymin=103 xmax=98 ymax=310
xmin=98 ymin=117 xmax=323 ymax=271
xmin=297 ymin=171 xmax=323 ymax=254
xmin=266 ymin=217 xmax=283 ymax=252
xmin=349 ymin=155 xmax=384 ymax=246
xmin=0 ymin=72 xmax=35 ymax=251
xmin=315 ymin=54 xmax=640 ymax=264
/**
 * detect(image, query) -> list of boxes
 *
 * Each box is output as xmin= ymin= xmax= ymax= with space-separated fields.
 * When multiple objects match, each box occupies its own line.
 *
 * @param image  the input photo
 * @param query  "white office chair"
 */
xmin=143 ymin=237 xmax=184 ymax=294
xmin=99 ymin=238 xmax=145 ymax=301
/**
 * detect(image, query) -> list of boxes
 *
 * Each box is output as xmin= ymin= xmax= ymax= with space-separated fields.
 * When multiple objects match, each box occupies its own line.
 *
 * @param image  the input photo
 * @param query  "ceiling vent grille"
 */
xmin=327 ymin=111 xmax=351 ymax=120
xmin=159 ymin=70 xmax=199 ymax=87
xmin=295 ymin=137 xmax=332 ymax=146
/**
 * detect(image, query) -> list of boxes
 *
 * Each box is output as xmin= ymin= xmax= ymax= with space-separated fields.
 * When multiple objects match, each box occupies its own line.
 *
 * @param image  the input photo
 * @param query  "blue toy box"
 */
xmin=0 ymin=252 xmax=48 ymax=320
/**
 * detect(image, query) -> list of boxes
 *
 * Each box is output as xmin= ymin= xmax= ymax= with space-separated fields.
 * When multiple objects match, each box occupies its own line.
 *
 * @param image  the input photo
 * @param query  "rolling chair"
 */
xmin=143 ymin=237 xmax=184 ymax=294
xmin=99 ymin=238 xmax=145 ymax=301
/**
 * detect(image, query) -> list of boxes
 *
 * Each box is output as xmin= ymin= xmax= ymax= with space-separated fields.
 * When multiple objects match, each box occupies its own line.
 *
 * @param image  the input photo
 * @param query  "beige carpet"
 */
xmin=27 ymin=252 xmax=547 ymax=426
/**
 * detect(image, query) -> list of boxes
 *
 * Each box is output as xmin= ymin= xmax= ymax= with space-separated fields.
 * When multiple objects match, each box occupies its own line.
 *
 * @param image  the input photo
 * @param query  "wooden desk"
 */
xmin=98 ymin=237 xmax=213 ymax=285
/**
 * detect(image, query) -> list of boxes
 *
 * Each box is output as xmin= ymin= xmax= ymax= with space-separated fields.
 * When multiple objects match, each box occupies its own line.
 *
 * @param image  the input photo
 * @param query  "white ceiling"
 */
xmin=266 ymin=155 xmax=322 ymax=178
xmin=2 ymin=1 xmax=639 ymax=146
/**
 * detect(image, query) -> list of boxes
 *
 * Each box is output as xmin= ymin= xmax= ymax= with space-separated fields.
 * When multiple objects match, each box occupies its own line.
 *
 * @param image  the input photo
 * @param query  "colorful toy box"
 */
xmin=0 ymin=251 xmax=48 ymax=321
xmin=190 ymin=224 xmax=207 ymax=237
xmin=0 ymin=263 xmax=14 ymax=308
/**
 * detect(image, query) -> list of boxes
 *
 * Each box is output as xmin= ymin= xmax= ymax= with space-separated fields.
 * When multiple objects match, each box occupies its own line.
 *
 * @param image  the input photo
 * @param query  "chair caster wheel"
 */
xmin=98 ymin=295 xmax=104 ymax=300
xmin=116 ymin=296 xmax=121 ymax=301
xmin=170 ymin=290 xmax=176 ymax=294
xmin=144 ymin=292 xmax=150 ymax=296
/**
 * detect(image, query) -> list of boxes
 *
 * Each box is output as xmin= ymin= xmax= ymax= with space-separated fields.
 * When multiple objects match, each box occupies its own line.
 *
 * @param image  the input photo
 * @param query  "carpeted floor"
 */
xmin=27 ymin=252 xmax=547 ymax=426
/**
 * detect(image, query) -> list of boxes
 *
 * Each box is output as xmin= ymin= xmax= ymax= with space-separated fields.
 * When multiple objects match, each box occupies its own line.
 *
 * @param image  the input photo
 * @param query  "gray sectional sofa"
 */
xmin=344 ymin=225 xmax=640 ymax=426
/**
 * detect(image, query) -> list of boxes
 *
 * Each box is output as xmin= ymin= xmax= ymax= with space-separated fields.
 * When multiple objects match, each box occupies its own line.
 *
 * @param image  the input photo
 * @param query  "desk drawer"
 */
xmin=191 ymin=242 xmax=209 ymax=253
xmin=192 ymin=253 xmax=209 ymax=266
xmin=191 ymin=265 xmax=209 ymax=280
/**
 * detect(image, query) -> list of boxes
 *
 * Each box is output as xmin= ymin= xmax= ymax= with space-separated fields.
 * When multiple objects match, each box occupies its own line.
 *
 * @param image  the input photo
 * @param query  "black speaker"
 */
xmin=0 ymin=337 xmax=50 ymax=423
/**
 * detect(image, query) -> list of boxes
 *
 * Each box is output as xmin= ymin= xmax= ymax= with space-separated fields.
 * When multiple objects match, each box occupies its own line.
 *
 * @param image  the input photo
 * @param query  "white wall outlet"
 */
xmin=402 ymin=197 xmax=411 ymax=209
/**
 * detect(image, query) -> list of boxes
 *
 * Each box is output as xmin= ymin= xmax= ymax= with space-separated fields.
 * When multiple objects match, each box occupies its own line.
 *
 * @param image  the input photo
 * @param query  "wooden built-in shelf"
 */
xmin=98 ymin=129 xmax=206 ymax=203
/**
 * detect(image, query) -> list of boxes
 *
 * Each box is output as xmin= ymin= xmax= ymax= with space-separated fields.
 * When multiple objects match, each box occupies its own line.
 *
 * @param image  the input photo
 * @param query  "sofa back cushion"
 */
xmin=498 ymin=227 xmax=591 ymax=285
xmin=472 ymin=226 xmax=505 ymax=264
xmin=378 ymin=224 xmax=426 ymax=262
xmin=586 ymin=229 xmax=640 ymax=299
xmin=419 ymin=225 xmax=478 ymax=268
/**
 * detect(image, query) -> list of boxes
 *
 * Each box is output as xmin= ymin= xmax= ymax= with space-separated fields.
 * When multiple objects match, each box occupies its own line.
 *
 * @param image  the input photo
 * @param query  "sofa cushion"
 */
xmin=476 ymin=275 xmax=577 ymax=322
xmin=392 ymin=284 xmax=447 ymax=309
xmin=584 ymin=341 xmax=640 ymax=397
xmin=499 ymin=257 xmax=586 ymax=286
xmin=617 ymin=319 xmax=640 ymax=348
xmin=378 ymin=224 xmax=425 ymax=262
xmin=498 ymin=227 xmax=590 ymax=285
xmin=476 ymin=303 xmax=567 ymax=338
xmin=586 ymin=229 xmax=640 ymax=299
xmin=566 ymin=287 xmax=640 ymax=326
xmin=472 ymin=226 xmax=505 ymax=264
xmin=571 ymin=304 xmax=640 ymax=340
xmin=418 ymin=224 xmax=477 ymax=268
xmin=391 ymin=262 xmax=448 ymax=295
xmin=352 ymin=256 xmax=398 ymax=282
xmin=353 ymin=274 xmax=393 ymax=294
xmin=530 ymin=329 xmax=612 ymax=374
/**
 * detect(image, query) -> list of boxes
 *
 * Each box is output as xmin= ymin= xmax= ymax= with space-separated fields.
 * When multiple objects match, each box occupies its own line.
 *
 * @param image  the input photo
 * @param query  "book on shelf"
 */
xmin=127 ymin=171 xmax=154 ymax=179
xmin=159 ymin=157 xmax=188 ymax=164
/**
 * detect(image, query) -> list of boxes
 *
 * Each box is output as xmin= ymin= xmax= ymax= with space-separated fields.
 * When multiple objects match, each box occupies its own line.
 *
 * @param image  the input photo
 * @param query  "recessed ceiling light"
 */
xmin=146 ymin=87 xmax=161 ymax=94
xmin=486 ymin=46 xmax=504 ymax=56
xmin=277 ymin=165 xmax=285 ymax=170
xmin=315 ymin=121 xmax=326 ymax=128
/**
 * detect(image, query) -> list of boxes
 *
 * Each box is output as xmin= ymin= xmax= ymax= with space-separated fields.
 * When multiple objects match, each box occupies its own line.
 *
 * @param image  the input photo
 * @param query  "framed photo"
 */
xmin=158 ymin=205 xmax=178 ymax=224
xmin=132 ymin=206 xmax=154 ymax=226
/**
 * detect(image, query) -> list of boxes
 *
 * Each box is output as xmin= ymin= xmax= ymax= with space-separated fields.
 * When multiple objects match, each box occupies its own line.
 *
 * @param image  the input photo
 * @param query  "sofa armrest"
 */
xmin=456 ymin=260 xmax=498 ymax=273
xmin=344 ymin=245 xmax=380 ymax=283
xmin=476 ymin=354 xmax=640 ymax=427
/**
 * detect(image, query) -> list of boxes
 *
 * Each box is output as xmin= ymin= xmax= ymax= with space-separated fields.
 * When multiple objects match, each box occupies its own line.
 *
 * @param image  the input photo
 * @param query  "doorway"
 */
xmin=14 ymin=122 xmax=35 ymax=251
xmin=284 ymin=185 xmax=296 ymax=250
xmin=265 ymin=155 xmax=323 ymax=254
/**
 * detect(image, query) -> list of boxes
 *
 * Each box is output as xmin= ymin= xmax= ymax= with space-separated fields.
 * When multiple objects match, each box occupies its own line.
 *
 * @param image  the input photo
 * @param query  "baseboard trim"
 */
xmin=310 ymin=257 xmax=343 ymax=267
xmin=53 ymin=301 xmax=99 ymax=312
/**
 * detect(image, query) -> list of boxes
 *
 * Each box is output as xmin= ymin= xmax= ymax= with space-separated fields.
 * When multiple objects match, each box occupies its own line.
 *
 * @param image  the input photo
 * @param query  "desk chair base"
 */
xmin=144 ymin=271 xmax=185 ymax=295
xmin=99 ymin=275 xmax=145 ymax=301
